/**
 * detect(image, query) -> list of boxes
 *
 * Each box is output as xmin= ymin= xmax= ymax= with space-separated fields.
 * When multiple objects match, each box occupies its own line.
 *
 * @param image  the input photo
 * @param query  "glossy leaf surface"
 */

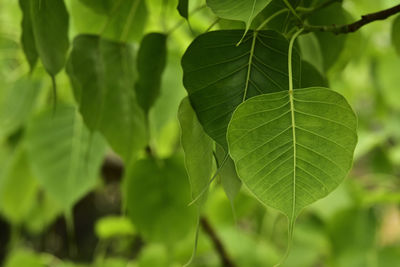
xmin=67 ymin=34 xmax=147 ymax=161
xmin=227 ymin=87 xmax=357 ymax=226
xmin=182 ymin=30 xmax=301 ymax=148
xmin=26 ymin=105 xmax=106 ymax=210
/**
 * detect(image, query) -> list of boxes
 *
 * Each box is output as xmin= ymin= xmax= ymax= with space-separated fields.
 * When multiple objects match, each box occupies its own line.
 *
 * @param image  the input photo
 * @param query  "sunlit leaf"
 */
xmin=30 ymin=0 xmax=69 ymax=76
xmin=124 ymin=156 xmax=196 ymax=243
xmin=206 ymin=0 xmax=272 ymax=33
xmin=227 ymin=87 xmax=357 ymax=232
xmin=135 ymin=33 xmax=167 ymax=114
xmin=182 ymin=30 xmax=301 ymax=148
xmin=178 ymin=97 xmax=214 ymax=204
xmin=67 ymin=34 xmax=147 ymax=161
xmin=95 ymin=216 xmax=135 ymax=239
xmin=26 ymin=105 xmax=107 ymax=210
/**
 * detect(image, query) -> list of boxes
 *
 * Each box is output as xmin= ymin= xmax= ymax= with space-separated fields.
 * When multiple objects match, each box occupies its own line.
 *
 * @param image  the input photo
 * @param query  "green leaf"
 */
xmin=300 ymin=60 xmax=328 ymax=88
xmin=30 ymin=0 xmax=69 ymax=76
xmin=95 ymin=216 xmax=135 ymax=239
xmin=297 ymin=33 xmax=323 ymax=74
xmin=4 ymin=249 xmax=44 ymax=267
xmin=19 ymin=0 xmax=38 ymax=71
xmin=178 ymin=97 xmax=214 ymax=204
xmin=227 ymin=87 xmax=357 ymax=232
xmin=124 ymin=156 xmax=196 ymax=243
xmin=182 ymin=30 xmax=301 ymax=148
xmin=78 ymin=0 xmax=113 ymax=15
xmin=206 ymin=0 xmax=272 ymax=33
xmin=0 ymin=145 xmax=38 ymax=224
xmin=0 ymin=78 xmax=41 ymax=140
xmin=67 ymin=34 xmax=147 ymax=161
xmin=392 ymin=15 xmax=400 ymax=56
xmin=26 ymin=105 xmax=106 ymax=210
xmin=177 ymin=0 xmax=189 ymax=20
xmin=307 ymin=2 xmax=348 ymax=71
xmin=135 ymin=33 xmax=167 ymax=114
xmin=216 ymin=145 xmax=241 ymax=203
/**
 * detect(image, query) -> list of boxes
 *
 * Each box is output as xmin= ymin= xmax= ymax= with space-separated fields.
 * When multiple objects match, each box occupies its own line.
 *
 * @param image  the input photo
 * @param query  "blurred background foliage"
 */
xmin=0 ymin=0 xmax=400 ymax=266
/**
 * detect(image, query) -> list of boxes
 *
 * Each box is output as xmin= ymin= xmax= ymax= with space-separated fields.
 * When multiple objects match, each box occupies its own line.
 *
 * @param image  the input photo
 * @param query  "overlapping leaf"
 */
xmin=178 ymin=97 xmax=214 ymax=204
xmin=67 ymin=35 xmax=147 ymax=161
xmin=227 ymin=87 xmax=357 ymax=229
xmin=182 ymin=30 xmax=301 ymax=148
xmin=177 ymin=0 xmax=189 ymax=20
xmin=19 ymin=0 xmax=37 ymax=71
xmin=26 ymin=105 xmax=106 ymax=210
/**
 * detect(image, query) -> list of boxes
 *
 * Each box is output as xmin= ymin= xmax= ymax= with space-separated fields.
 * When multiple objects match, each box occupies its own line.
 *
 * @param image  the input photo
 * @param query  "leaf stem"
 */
xmin=51 ymin=75 xmax=57 ymax=115
xmin=167 ymin=4 xmax=206 ymax=35
xmin=282 ymin=0 xmax=302 ymax=24
xmin=256 ymin=9 xmax=288 ymax=31
xmin=288 ymin=28 xmax=303 ymax=93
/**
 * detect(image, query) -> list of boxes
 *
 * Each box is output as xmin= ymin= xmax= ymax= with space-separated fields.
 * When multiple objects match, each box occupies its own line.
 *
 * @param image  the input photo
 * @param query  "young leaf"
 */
xmin=392 ymin=15 xmax=400 ymax=56
xmin=206 ymin=0 xmax=272 ymax=34
xmin=66 ymin=34 xmax=147 ymax=161
xmin=227 ymin=87 xmax=357 ymax=232
xmin=18 ymin=0 xmax=38 ymax=71
xmin=124 ymin=157 xmax=196 ymax=243
xmin=30 ymin=0 xmax=69 ymax=76
xmin=135 ymin=33 xmax=167 ymax=115
xmin=177 ymin=0 xmax=189 ymax=20
xmin=26 ymin=105 xmax=107 ymax=210
xmin=182 ymin=30 xmax=301 ymax=148
xmin=178 ymin=97 xmax=214 ymax=204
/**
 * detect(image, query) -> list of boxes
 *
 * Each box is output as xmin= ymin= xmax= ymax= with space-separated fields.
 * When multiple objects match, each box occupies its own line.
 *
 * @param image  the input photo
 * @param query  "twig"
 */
xmin=200 ymin=217 xmax=236 ymax=267
xmin=303 ymin=4 xmax=400 ymax=34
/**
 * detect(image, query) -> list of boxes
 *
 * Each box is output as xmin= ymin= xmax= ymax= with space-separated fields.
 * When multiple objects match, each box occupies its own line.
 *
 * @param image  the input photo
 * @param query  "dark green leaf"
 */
xmin=124 ymin=157 xmax=196 ymax=243
xmin=26 ymin=105 xmax=106 ymax=210
xmin=178 ymin=97 xmax=214 ymax=204
xmin=135 ymin=33 xmax=167 ymax=114
xmin=227 ymin=87 xmax=357 ymax=232
xmin=300 ymin=60 xmax=328 ymax=88
xmin=67 ymin=34 xmax=147 ymax=161
xmin=30 ymin=0 xmax=69 ymax=76
xmin=177 ymin=0 xmax=189 ymax=19
xmin=392 ymin=15 xmax=400 ymax=56
xmin=19 ymin=0 xmax=38 ymax=71
xmin=182 ymin=30 xmax=301 ymax=148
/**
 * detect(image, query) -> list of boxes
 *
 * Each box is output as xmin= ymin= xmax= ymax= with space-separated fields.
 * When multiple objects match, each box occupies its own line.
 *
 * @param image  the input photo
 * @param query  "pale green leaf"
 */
xmin=182 ymin=30 xmax=301 ymax=148
xmin=135 ymin=33 xmax=167 ymax=114
xmin=78 ymin=0 xmax=113 ymax=15
xmin=206 ymin=0 xmax=272 ymax=33
xmin=227 ymin=87 xmax=357 ymax=229
xmin=392 ymin=15 xmax=400 ymax=56
xmin=4 ymin=249 xmax=44 ymax=267
xmin=19 ymin=0 xmax=38 ymax=71
xmin=26 ymin=105 xmax=107 ymax=210
xmin=124 ymin=157 xmax=196 ymax=243
xmin=95 ymin=216 xmax=135 ymax=239
xmin=30 ymin=0 xmax=69 ymax=76
xmin=67 ymin=34 xmax=147 ymax=161
xmin=0 ymin=78 xmax=41 ymax=140
xmin=178 ymin=97 xmax=214 ymax=204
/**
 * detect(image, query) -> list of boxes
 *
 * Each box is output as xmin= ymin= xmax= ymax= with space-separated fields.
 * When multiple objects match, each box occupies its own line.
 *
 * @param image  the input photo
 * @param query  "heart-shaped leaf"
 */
xmin=182 ymin=30 xmax=301 ymax=148
xmin=227 ymin=87 xmax=357 ymax=231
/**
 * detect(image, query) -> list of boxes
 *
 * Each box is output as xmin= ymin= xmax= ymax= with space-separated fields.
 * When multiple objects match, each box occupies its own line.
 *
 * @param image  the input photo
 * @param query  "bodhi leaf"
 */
xmin=26 ymin=105 xmax=107 ymax=210
xmin=67 ymin=34 xmax=147 ymax=162
xmin=392 ymin=15 xmax=400 ymax=56
xmin=206 ymin=0 xmax=272 ymax=33
xmin=216 ymin=145 xmax=241 ymax=203
xmin=19 ymin=0 xmax=38 ymax=71
xmin=182 ymin=30 xmax=301 ymax=148
xmin=178 ymin=97 xmax=214 ymax=204
xmin=30 ymin=0 xmax=69 ymax=76
xmin=177 ymin=0 xmax=189 ymax=20
xmin=227 ymin=87 xmax=357 ymax=234
xmin=135 ymin=33 xmax=167 ymax=115
xmin=124 ymin=156 xmax=196 ymax=243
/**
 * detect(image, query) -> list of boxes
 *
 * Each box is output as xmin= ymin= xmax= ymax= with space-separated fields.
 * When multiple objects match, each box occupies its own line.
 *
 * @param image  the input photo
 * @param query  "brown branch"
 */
xmin=303 ymin=4 xmax=400 ymax=34
xmin=200 ymin=217 xmax=236 ymax=267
